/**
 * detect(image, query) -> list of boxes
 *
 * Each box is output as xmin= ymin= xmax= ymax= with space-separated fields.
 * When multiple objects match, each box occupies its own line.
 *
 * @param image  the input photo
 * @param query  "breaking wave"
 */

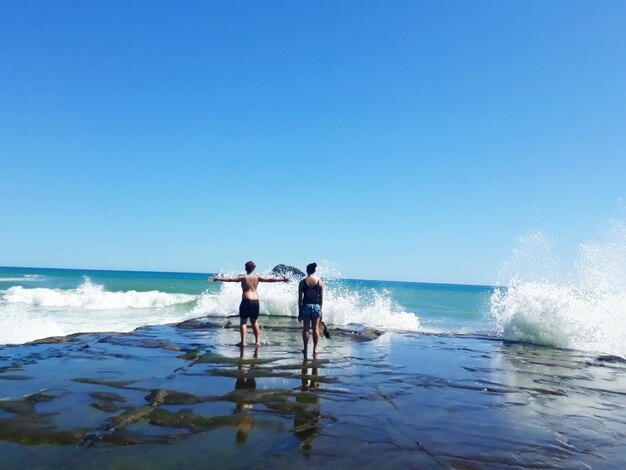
xmin=491 ymin=221 xmax=626 ymax=357
xmin=193 ymin=278 xmax=420 ymax=331
xmin=0 ymin=278 xmax=198 ymax=344
xmin=0 ymin=276 xmax=419 ymax=345
xmin=2 ymin=277 xmax=195 ymax=309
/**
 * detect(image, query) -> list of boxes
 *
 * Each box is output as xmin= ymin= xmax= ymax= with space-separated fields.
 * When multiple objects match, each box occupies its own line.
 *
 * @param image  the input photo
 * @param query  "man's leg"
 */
xmin=251 ymin=319 xmax=260 ymax=346
xmin=239 ymin=318 xmax=247 ymax=347
xmin=312 ymin=318 xmax=320 ymax=355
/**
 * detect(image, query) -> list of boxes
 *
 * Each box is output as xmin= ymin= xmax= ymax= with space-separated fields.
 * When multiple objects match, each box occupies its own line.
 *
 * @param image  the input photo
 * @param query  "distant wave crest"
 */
xmin=0 ymin=274 xmax=46 ymax=282
xmin=2 ymin=277 xmax=195 ymax=310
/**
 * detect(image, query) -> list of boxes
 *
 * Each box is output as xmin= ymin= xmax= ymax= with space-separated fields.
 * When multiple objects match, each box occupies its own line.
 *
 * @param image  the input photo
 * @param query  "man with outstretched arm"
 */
xmin=210 ymin=261 xmax=288 ymax=348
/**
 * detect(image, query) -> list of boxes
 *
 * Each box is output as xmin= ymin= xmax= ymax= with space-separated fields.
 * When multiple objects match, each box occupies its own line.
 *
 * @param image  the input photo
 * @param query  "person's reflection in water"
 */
xmin=293 ymin=360 xmax=321 ymax=454
xmin=233 ymin=346 xmax=257 ymax=444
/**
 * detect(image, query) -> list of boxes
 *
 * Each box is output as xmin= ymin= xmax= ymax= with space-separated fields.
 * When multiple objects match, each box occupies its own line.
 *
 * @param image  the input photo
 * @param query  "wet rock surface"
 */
xmin=0 ymin=317 xmax=625 ymax=468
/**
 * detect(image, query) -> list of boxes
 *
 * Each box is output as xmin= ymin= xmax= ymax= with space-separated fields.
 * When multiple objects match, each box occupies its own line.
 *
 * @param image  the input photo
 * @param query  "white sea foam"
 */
xmin=491 ymin=221 xmax=626 ymax=357
xmin=0 ymin=274 xmax=420 ymax=345
xmin=0 ymin=303 xmax=66 ymax=345
xmin=0 ymin=278 xmax=199 ymax=344
xmin=0 ymin=301 xmax=202 ymax=345
xmin=193 ymin=277 xmax=420 ymax=331
xmin=2 ymin=278 xmax=195 ymax=309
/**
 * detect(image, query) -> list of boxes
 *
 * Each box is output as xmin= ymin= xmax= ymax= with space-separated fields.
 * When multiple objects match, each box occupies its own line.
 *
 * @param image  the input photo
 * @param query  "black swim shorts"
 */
xmin=239 ymin=299 xmax=260 ymax=321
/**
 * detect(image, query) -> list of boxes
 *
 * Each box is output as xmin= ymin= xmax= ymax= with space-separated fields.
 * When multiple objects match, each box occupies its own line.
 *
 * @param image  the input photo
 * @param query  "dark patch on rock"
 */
xmin=91 ymin=401 xmax=125 ymax=412
xmin=108 ymin=407 xmax=153 ymax=430
xmin=270 ymin=264 xmax=305 ymax=278
xmin=0 ymin=390 xmax=65 ymax=415
xmin=147 ymin=408 xmax=235 ymax=433
xmin=97 ymin=336 xmax=183 ymax=351
xmin=334 ymin=327 xmax=384 ymax=341
xmin=25 ymin=332 xmax=101 ymax=345
xmin=27 ymin=391 xmax=64 ymax=403
xmin=0 ymin=419 xmax=87 ymax=445
xmin=0 ymin=400 xmax=37 ymax=416
xmin=26 ymin=335 xmax=74 ymax=345
xmin=176 ymin=318 xmax=225 ymax=330
xmin=89 ymin=391 xmax=128 ymax=403
xmin=73 ymin=378 xmax=140 ymax=389
xmin=597 ymin=355 xmax=626 ymax=364
xmin=146 ymin=389 xmax=205 ymax=406
xmin=178 ymin=348 xmax=203 ymax=361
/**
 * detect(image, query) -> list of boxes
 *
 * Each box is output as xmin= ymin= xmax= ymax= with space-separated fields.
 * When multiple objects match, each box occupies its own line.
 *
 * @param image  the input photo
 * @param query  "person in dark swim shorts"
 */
xmin=298 ymin=262 xmax=324 ymax=358
xmin=300 ymin=303 xmax=321 ymax=320
xmin=211 ymin=261 xmax=288 ymax=347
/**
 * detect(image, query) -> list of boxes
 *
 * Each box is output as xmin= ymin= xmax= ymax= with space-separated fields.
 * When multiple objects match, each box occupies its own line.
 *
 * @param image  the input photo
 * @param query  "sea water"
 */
xmin=0 ymin=266 xmax=485 ymax=345
xmin=1 ymin=219 xmax=625 ymax=354
xmin=1 ymin=218 xmax=625 ymax=359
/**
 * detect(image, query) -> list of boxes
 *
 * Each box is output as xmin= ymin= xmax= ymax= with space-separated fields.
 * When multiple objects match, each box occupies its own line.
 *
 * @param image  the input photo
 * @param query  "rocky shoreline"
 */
xmin=1 ymin=316 xmax=626 ymax=469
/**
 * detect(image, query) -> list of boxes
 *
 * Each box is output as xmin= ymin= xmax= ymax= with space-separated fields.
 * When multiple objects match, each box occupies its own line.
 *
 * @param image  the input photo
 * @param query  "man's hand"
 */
xmin=282 ymin=277 xmax=289 ymax=282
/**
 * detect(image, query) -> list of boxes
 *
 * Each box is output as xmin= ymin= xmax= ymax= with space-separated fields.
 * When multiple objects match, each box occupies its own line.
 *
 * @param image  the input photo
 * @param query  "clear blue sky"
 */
xmin=1 ymin=1 xmax=624 ymax=284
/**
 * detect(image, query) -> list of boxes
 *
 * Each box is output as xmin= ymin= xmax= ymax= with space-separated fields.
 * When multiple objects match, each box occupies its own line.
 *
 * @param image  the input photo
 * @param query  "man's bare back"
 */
xmin=239 ymin=274 xmax=260 ymax=300
xmin=210 ymin=261 xmax=289 ymax=348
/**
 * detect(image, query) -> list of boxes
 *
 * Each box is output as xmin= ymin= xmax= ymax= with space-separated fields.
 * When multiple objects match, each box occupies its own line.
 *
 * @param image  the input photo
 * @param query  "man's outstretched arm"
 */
xmin=258 ymin=276 xmax=289 ymax=283
xmin=209 ymin=276 xmax=242 ymax=282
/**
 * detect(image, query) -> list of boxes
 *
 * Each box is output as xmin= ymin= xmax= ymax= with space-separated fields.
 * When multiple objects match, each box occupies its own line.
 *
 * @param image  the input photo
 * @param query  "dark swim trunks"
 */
xmin=239 ymin=299 xmax=260 ymax=321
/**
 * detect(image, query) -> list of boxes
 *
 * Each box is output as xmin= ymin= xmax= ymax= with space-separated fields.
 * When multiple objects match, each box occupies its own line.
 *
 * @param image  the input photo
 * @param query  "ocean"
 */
xmin=0 ymin=265 xmax=491 ymax=345
xmin=1 ymin=262 xmax=624 ymax=358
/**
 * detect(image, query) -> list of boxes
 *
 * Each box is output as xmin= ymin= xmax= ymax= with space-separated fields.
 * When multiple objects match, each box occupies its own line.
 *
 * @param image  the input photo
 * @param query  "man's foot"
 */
xmin=255 ymin=341 xmax=261 ymax=346
xmin=236 ymin=342 xmax=245 ymax=348
xmin=313 ymin=347 xmax=318 ymax=355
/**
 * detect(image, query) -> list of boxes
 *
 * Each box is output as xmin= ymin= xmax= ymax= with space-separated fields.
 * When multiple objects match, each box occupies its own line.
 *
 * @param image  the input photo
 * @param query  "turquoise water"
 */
xmin=368 ymin=279 xmax=492 ymax=332
xmin=0 ymin=266 xmax=210 ymax=294
xmin=2 ymin=263 xmax=625 ymax=358
xmin=0 ymin=266 xmax=494 ymax=345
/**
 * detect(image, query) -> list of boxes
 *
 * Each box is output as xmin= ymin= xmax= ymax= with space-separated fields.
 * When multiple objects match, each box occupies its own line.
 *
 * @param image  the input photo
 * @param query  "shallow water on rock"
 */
xmin=0 ymin=317 xmax=625 ymax=469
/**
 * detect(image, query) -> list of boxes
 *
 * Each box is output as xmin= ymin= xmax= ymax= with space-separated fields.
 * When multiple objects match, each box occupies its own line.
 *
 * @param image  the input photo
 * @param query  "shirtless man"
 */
xmin=211 ymin=261 xmax=288 ymax=347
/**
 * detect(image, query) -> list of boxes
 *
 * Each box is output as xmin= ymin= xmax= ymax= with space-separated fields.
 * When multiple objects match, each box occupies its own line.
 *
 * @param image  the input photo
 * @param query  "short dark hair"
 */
xmin=306 ymin=263 xmax=317 ymax=275
xmin=245 ymin=261 xmax=256 ymax=273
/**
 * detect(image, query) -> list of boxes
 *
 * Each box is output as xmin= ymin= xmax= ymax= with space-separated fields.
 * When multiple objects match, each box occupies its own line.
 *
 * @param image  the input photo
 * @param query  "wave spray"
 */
xmin=490 ymin=221 xmax=626 ymax=357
